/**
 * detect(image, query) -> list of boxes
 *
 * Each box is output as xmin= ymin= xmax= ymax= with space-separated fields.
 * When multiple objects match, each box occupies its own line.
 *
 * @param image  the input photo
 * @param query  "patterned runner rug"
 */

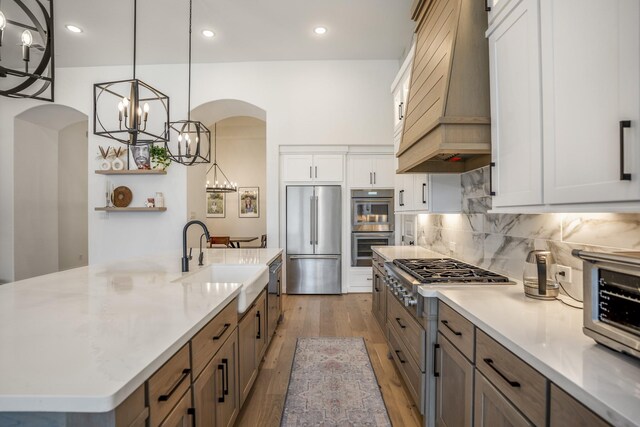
xmin=281 ymin=337 xmax=392 ymax=426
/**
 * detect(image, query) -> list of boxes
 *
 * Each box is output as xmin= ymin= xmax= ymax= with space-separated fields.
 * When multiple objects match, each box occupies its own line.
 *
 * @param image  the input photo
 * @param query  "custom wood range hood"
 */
xmin=398 ymin=0 xmax=491 ymax=173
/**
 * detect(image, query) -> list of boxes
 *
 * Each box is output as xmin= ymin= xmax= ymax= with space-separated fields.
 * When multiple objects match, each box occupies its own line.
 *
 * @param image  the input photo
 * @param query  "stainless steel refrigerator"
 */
xmin=286 ymin=186 xmax=342 ymax=294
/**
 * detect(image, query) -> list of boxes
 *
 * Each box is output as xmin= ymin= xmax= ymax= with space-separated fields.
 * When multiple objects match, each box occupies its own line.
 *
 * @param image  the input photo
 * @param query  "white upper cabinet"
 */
xmin=391 ymin=45 xmax=415 ymax=136
xmin=541 ymin=0 xmax=640 ymax=204
xmin=488 ymin=0 xmax=640 ymax=209
xmin=282 ymin=154 xmax=343 ymax=182
xmin=488 ymin=0 xmax=543 ymax=207
xmin=486 ymin=0 xmax=513 ymax=29
xmin=348 ymin=155 xmax=395 ymax=189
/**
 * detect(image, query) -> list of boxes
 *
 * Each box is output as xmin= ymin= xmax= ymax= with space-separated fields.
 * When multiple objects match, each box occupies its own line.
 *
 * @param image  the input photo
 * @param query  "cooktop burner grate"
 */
xmin=393 ymin=258 xmax=511 ymax=284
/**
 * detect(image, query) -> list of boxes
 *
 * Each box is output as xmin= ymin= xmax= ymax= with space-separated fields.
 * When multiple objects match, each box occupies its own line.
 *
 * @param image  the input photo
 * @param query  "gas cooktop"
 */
xmin=393 ymin=258 xmax=513 ymax=285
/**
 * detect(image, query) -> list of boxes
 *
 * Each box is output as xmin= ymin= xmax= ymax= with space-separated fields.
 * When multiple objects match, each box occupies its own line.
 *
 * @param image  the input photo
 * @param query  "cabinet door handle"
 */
xmin=433 ymin=343 xmax=440 ymax=377
xmin=395 ymin=317 xmax=407 ymax=329
xmin=394 ymin=349 xmax=407 ymax=364
xmin=217 ymin=363 xmax=226 ymax=403
xmin=370 ymin=172 xmax=373 ymax=185
xmin=256 ymin=310 xmax=261 ymax=339
xmin=212 ymin=323 xmax=231 ymax=340
xmin=315 ymin=166 xmax=318 ymax=179
xmin=483 ymin=358 xmax=521 ymax=388
xmin=485 ymin=0 xmax=491 ymax=11
xmin=222 ymin=358 xmax=229 ymax=396
xmin=188 ymin=407 xmax=196 ymax=427
xmin=422 ymin=183 xmax=427 ymax=204
xmin=399 ymin=190 xmax=404 ymax=206
xmin=373 ymin=172 xmax=376 ymax=184
xmin=489 ymin=162 xmax=496 ymax=196
xmin=398 ymin=102 xmax=404 ymax=120
xmin=309 ymin=166 xmax=312 ymax=179
xmin=277 ymin=278 xmax=281 ymax=297
xmin=440 ymin=320 xmax=462 ymax=336
xmin=158 ymin=368 xmax=191 ymax=402
xmin=620 ymin=120 xmax=632 ymax=181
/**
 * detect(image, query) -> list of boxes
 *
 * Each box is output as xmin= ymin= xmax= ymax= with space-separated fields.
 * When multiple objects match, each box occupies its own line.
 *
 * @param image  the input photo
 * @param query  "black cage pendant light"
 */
xmin=93 ymin=0 xmax=169 ymax=146
xmin=206 ymin=124 xmax=237 ymax=193
xmin=165 ymin=0 xmax=211 ymax=166
xmin=0 ymin=0 xmax=55 ymax=101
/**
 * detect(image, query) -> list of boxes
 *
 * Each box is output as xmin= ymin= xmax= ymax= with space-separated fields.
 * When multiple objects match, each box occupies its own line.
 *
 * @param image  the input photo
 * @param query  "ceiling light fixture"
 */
xmin=165 ymin=0 xmax=211 ymax=166
xmin=206 ymin=124 xmax=238 ymax=193
xmin=0 ymin=1 xmax=55 ymax=102
xmin=201 ymin=29 xmax=215 ymax=38
xmin=93 ymin=0 xmax=170 ymax=148
xmin=314 ymin=26 xmax=327 ymax=35
xmin=65 ymin=24 xmax=83 ymax=33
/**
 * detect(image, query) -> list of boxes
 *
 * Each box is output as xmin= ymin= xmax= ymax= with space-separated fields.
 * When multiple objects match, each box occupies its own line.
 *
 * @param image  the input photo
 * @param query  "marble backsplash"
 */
xmin=413 ymin=166 xmax=640 ymax=300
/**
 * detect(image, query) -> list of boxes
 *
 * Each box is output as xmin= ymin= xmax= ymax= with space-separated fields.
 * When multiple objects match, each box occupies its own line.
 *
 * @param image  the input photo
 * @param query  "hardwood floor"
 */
xmin=235 ymin=294 xmax=423 ymax=427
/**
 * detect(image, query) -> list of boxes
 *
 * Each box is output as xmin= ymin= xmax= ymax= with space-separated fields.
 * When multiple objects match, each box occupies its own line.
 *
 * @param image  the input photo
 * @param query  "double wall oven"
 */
xmin=351 ymin=189 xmax=394 ymax=267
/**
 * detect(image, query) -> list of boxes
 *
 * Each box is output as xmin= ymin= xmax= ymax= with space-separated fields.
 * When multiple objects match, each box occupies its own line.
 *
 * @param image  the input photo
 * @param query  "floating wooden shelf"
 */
xmin=94 ymin=207 xmax=167 ymax=212
xmin=94 ymin=170 xmax=167 ymax=175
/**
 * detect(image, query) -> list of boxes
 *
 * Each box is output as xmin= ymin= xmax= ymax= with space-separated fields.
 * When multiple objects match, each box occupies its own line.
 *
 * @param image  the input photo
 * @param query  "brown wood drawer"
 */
xmin=550 ymin=384 xmax=611 ymax=427
xmin=372 ymin=252 xmax=386 ymax=271
xmin=476 ymin=330 xmax=547 ymax=427
xmin=191 ymin=298 xmax=238 ymax=379
xmin=115 ymin=384 xmax=148 ymax=427
xmin=158 ymin=388 xmax=193 ymax=427
xmin=387 ymin=289 xmax=424 ymax=369
xmin=148 ymin=344 xmax=192 ymax=427
xmin=438 ymin=301 xmax=475 ymax=362
xmin=388 ymin=322 xmax=423 ymax=409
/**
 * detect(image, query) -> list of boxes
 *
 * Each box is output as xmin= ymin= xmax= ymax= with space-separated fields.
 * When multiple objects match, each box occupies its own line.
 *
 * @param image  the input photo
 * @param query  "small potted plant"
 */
xmin=150 ymin=145 xmax=171 ymax=171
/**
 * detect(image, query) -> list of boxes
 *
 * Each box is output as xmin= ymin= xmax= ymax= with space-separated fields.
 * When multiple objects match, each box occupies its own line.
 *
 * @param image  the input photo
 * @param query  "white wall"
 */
xmin=13 ymin=119 xmax=60 ymax=281
xmin=0 ymin=59 xmax=398 ymax=281
xmin=58 ymin=121 xmax=89 ymax=271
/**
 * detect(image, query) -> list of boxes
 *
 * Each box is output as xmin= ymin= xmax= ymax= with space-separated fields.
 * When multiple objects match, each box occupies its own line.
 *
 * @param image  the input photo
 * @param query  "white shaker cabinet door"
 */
xmin=282 ymin=155 xmax=314 ymax=182
xmin=541 ymin=0 xmax=640 ymax=203
xmin=314 ymin=155 xmax=344 ymax=182
xmin=372 ymin=155 xmax=395 ymax=188
xmin=349 ymin=157 xmax=374 ymax=188
xmin=488 ymin=0 xmax=543 ymax=207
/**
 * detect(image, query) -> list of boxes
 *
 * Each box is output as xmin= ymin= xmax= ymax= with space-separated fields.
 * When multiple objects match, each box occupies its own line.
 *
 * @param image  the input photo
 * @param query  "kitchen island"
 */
xmin=0 ymin=248 xmax=282 ymax=420
xmin=374 ymin=246 xmax=640 ymax=427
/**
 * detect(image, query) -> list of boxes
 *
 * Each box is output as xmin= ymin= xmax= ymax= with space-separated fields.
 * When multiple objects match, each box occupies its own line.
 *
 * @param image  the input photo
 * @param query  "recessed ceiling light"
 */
xmin=313 ymin=26 xmax=327 ymax=35
xmin=202 ymin=29 xmax=215 ymax=38
xmin=65 ymin=24 xmax=83 ymax=33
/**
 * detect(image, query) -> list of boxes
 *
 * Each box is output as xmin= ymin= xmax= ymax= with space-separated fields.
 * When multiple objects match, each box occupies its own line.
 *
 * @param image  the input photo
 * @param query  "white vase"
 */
xmin=112 ymin=158 xmax=124 ymax=171
xmin=99 ymin=159 xmax=111 ymax=170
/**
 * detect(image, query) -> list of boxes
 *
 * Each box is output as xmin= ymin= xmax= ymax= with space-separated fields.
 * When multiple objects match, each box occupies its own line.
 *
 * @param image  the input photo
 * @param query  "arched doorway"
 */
xmin=14 ymin=105 xmax=88 ymax=280
xmin=186 ymin=100 xmax=267 ymax=246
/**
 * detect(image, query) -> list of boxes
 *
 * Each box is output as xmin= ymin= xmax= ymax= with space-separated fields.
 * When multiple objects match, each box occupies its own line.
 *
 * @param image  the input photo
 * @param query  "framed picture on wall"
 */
xmin=238 ymin=187 xmax=259 ymax=218
xmin=130 ymin=145 xmax=150 ymax=170
xmin=206 ymin=192 xmax=225 ymax=218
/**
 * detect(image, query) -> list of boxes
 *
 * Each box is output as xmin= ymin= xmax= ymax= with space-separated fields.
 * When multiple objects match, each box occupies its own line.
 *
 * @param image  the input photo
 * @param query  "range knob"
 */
xmin=404 ymin=296 xmax=418 ymax=307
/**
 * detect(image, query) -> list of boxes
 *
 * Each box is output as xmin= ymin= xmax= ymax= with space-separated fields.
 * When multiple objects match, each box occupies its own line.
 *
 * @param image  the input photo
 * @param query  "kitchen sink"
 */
xmin=178 ymin=264 xmax=269 ymax=313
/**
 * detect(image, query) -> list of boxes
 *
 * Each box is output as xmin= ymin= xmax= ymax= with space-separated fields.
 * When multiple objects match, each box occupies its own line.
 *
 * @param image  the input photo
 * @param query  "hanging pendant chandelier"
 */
xmin=0 ymin=0 xmax=55 ymax=101
xmin=206 ymin=124 xmax=237 ymax=193
xmin=93 ymin=0 xmax=169 ymax=146
xmin=165 ymin=0 xmax=211 ymax=166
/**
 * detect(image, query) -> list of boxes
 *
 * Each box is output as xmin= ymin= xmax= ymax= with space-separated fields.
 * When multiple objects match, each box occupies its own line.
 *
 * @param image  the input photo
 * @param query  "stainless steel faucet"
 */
xmin=182 ymin=220 xmax=211 ymax=272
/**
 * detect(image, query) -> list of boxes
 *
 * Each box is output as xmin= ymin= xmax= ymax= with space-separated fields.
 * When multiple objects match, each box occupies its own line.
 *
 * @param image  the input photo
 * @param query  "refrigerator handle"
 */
xmin=310 ymin=196 xmax=315 ymax=245
xmin=315 ymin=195 xmax=319 ymax=245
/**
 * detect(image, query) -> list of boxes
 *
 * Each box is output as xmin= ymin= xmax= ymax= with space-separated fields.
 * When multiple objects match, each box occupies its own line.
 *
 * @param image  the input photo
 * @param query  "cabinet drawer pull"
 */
xmin=433 ymin=343 xmax=440 ymax=377
xmin=489 ymin=162 xmax=496 ymax=196
xmin=483 ymin=358 xmax=521 ymax=388
xmin=158 ymin=368 xmax=191 ymax=402
xmin=440 ymin=320 xmax=462 ymax=336
xmin=620 ymin=120 xmax=632 ymax=181
xmin=212 ymin=323 xmax=231 ymax=340
xmin=256 ymin=311 xmax=262 ymax=339
xmin=217 ymin=363 xmax=226 ymax=403
xmin=394 ymin=349 xmax=407 ymax=364
xmin=485 ymin=0 xmax=491 ymax=11
xmin=395 ymin=317 xmax=407 ymax=329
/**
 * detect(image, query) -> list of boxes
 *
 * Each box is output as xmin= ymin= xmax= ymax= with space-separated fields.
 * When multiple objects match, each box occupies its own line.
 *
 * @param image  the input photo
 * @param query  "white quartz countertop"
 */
xmin=0 ymin=248 xmax=283 ymax=413
xmin=374 ymin=246 xmax=640 ymax=427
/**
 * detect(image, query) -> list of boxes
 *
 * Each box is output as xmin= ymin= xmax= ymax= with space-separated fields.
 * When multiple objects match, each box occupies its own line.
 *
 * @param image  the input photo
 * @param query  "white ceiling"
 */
xmin=52 ymin=0 xmax=415 ymax=67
